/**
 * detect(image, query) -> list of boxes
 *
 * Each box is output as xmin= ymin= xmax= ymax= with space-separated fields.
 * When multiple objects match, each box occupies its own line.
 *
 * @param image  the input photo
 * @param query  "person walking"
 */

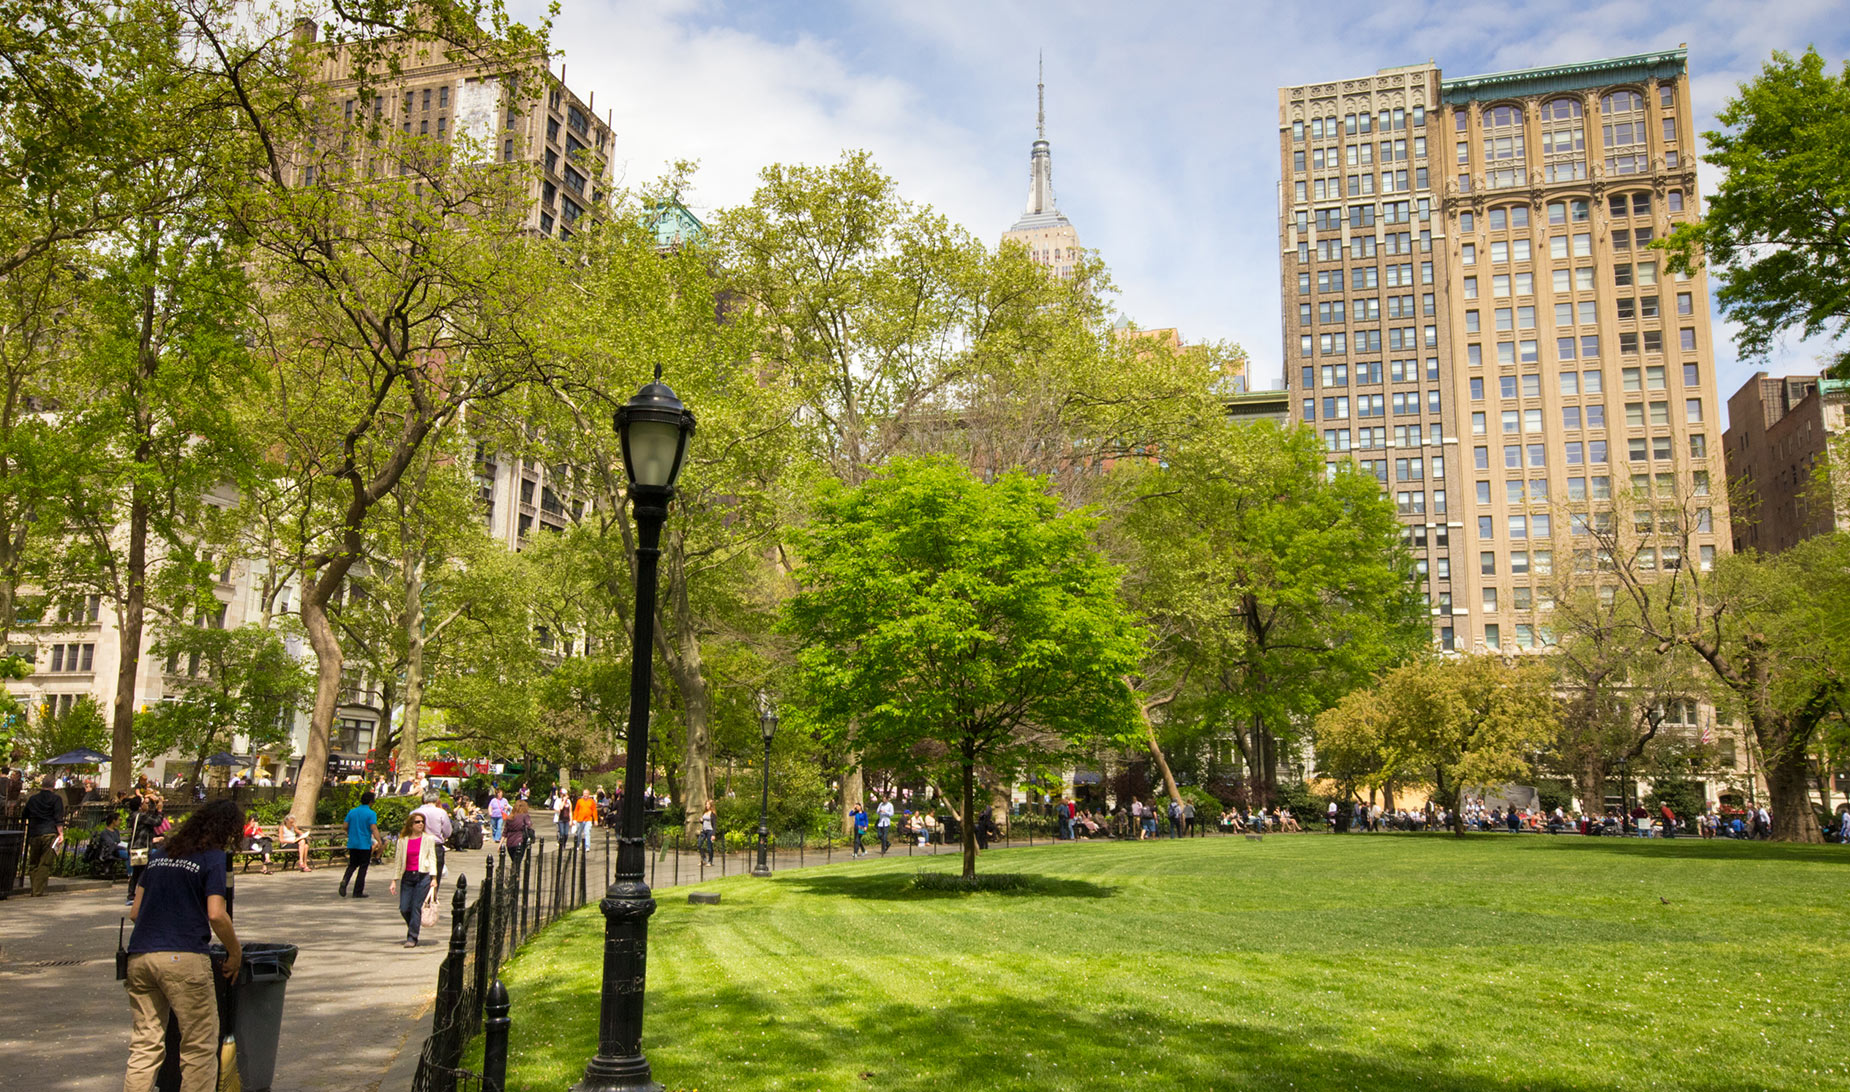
xmin=340 ymin=790 xmax=380 ymax=898
xmin=572 ymin=789 xmax=597 ymax=852
xmin=698 ymin=801 xmax=717 ymax=865
xmin=875 ymin=796 xmax=894 ymax=855
xmin=504 ymin=800 xmax=533 ymax=866
xmin=122 ymin=799 xmax=242 ymax=1092
xmin=23 ymin=775 xmax=65 ymax=897
xmin=411 ymin=791 xmax=453 ymax=890
xmin=553 ymin=791 xmax=571 ymax=847
xmin=850 ymin=804 xmax=867 ymax=857
xmin=487 ymin=789 xmax=508 ymax=843
xmin=389 ymin=813 xmax=440 ymax=948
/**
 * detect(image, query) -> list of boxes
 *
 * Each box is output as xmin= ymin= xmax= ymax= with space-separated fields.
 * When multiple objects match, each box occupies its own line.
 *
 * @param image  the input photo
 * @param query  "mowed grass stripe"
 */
xmin=482 ymin=835 xmax=1850 ymax=1092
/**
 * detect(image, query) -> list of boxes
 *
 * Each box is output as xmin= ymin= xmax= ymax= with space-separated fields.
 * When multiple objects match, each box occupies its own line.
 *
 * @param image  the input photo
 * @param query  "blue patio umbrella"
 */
xmin=204 ymin=752 xmax=246 ymax=767
xmin=45 ymin=747 xmax=111 ymax=765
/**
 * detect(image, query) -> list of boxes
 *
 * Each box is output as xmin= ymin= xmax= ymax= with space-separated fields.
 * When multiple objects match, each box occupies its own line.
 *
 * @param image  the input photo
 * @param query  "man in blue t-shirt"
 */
xmin=124 ymin=799 xmax=241 ymax=1092
xmin=340 ymin=791 xmax=381 ymax=898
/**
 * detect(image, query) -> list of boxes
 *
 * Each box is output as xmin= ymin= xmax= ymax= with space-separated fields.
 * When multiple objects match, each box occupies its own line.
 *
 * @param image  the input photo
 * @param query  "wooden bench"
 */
xmin=233 ymin=824 xmax=358 ymax=872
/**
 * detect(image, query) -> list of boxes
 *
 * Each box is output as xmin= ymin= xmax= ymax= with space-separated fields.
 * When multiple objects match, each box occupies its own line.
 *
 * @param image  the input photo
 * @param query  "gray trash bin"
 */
xmin=209 ymin=942 xmax=298 ymax=1092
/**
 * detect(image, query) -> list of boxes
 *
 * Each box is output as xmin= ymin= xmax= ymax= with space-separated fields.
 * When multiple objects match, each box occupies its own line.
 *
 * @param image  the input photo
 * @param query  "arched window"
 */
xmin=1481 ymin=104 xmax=1525 ymax=189
xmin=1540 ymin=98 xmax=1586 ymax=182
xmin=1602 ymin=91 xmax=1648 ymax=176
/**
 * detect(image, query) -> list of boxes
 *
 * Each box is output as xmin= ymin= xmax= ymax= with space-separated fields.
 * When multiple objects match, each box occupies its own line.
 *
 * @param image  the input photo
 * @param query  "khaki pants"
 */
xmin=26 ymin=832 xmax=58 ymax=896
xmin=123 ymin=951 xmax=218 ymax=1092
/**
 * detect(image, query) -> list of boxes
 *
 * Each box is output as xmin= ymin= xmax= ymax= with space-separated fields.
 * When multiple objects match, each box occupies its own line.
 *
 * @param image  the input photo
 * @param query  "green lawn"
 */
xmin=486 ymin=835 xmax=1849 ymax=1092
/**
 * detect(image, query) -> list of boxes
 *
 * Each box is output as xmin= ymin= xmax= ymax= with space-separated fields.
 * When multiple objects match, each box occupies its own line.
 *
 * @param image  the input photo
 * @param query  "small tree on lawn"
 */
xmin=784 ymin=457 xmax=1141 ymax=878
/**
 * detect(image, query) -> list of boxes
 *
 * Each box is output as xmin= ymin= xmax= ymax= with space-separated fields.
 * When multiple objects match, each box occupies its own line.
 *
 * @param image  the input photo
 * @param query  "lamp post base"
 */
xmin=573 ymin=1054 xmax=664 ymax=1092
xmin=750 ymin=864 xmax=771 ymax=878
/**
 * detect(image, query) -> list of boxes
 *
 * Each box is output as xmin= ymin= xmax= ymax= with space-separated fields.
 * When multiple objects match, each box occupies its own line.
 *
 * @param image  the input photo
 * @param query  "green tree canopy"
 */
xmin=1662 ymin=48 xmax=1850 ymax=373
xmin=1315 ymin=656 xmax=1559 ymax=834
xmin=1115 ymin=420 xmax=1427 ymax=802
xmin=784 ymin=457 xmax=1141 ymax=876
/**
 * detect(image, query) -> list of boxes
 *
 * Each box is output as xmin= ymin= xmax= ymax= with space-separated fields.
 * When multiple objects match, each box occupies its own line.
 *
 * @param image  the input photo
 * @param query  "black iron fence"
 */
xmin=411 ymin=835 xmax=595 ymax=1092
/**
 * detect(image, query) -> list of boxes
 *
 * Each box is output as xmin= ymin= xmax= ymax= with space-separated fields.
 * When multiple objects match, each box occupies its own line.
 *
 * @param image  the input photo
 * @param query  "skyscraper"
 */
xmin=1278 ymin=49 xmax=1729 ymax=654
xmin=1001 ymin=57 xmax=1081 ymax=277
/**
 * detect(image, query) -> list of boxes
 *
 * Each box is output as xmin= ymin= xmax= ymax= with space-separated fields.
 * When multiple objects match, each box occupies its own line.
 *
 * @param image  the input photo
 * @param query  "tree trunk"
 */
xmin=840 ymin=758 xmax=865 ymax=837
xmin=1759 ymin=713 xmax=1824 ymax=842
xmin=664 ymin=638 xmax=712 ymax=839
xmin=961 ymin=739 xmax=978 ymax=879
xmin=397 ymin=554 xmax=425 ymax=779
xmin=109 ymin=488 xmax=149 ymax=797
xmin=288 ymin=594 xmax=343 ymax=827
xmin=1144 ymin=714 xmax=1183 ymax=812
xmin=1574 ymin=758 xmax=1605 ymax=817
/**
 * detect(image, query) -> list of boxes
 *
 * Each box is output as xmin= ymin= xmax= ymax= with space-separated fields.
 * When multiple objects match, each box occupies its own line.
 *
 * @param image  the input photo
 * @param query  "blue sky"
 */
xmin=513 ymin=0 xmax=1850 ymax=420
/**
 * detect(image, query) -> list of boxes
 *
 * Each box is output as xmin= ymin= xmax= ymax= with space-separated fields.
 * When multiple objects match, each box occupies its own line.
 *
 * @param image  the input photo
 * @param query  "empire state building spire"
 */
xmin=1002 ymin=54 xmax=1080 ymax=276
xmin=1015 ymin=52 xmax=1067 ymax=227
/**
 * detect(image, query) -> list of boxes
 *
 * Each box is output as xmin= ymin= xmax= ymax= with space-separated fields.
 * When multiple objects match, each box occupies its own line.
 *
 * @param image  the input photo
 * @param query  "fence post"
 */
xmin=518 ymin=843 xmax=531 ymax=943
xmin=578 ymin=837 xmax=588 ymax=907
xmin=672 ymin=831 xmax=679 ymax=888
xmin=799 ymin=830 xmax=804 ymax=868
xmin=433 ymin=876 xmax=470 ymax=1092
xmin=482 ymin=978 xmax=511 ymax=1092
xmin=491 ymin=846 xmax=507 ymax=976
xmin=473 ymin=860 xmax=493 ymax=1030
xmin=719 ymin=832 xmax=726 ymax=877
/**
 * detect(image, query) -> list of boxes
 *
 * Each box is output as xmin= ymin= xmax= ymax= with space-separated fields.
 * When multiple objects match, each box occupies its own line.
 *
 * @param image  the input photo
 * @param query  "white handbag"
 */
xmin=420 ymin=886 xmax=440 ymax=929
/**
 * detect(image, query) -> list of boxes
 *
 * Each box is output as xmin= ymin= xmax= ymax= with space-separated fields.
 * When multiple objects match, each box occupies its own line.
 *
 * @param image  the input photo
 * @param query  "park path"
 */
xmin=0 ymin=825 xmax=1121 ymax=1091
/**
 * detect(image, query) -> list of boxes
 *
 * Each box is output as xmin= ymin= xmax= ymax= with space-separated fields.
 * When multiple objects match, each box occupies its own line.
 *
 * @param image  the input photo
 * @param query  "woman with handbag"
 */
xmin=123 ymin=797 xmax=156 ymax=906
xmin=389 ymin=813 xmax=440 ymax=947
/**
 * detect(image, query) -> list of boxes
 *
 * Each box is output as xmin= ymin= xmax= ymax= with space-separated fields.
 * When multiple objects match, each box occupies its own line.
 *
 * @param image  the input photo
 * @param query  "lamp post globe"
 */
xmin=752 ymin=702 xmax=778 ymax=878
xmin=574 ymin=368 xmax=693 ymax=1092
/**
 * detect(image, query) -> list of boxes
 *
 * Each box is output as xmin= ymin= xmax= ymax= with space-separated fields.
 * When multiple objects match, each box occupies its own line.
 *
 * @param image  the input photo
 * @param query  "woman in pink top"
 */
xmin=390 ymin=814 xmax=440 ymax=947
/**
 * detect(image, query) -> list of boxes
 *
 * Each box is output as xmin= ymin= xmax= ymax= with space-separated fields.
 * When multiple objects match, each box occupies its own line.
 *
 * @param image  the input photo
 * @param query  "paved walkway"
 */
xmin=0 ymin=826 xmax=1126 ymax=1091
xmin=0 ymin=841 xmax=513 ymax=1092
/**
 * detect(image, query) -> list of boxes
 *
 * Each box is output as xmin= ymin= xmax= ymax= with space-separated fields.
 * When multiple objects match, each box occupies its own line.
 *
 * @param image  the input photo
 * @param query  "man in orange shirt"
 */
xmin=571 ymin=789 xmax=597 ymax=851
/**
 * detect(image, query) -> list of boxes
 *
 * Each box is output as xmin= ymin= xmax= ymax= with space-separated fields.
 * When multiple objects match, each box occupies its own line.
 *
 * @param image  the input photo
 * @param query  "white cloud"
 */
xmin=512 ymin=0 xmax=1850 ymax=409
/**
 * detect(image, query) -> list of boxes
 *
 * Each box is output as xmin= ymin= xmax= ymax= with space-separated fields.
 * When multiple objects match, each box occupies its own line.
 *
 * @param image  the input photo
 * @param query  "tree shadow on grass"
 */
xmin=1504 ymin=837 xmax=1848 ymax=864
xmin=502 ymin=978 xmax=1696 ymax=1092
xmin=775 ymin=869 xmax=1117 ymax=901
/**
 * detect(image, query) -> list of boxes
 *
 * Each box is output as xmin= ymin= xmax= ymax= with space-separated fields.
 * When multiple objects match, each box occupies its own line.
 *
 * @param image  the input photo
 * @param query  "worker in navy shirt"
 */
xmin=124 ymin=799 xmax=242 ymax=1092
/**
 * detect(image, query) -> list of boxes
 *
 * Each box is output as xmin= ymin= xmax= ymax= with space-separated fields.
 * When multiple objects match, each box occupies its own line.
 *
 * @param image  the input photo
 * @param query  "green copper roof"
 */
xmin=1441 ymin=48 xmax=1686 ymax=104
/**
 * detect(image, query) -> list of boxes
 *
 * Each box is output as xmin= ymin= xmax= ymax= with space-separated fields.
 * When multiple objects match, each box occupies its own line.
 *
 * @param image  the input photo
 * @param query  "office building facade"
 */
xmin=1279 ymin=49 xmax=1729 ymax=654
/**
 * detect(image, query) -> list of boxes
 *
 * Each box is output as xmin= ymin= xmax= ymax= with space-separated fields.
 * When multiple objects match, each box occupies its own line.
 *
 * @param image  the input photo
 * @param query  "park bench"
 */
xmin=232 ymin=824 xmax=362 ymax=872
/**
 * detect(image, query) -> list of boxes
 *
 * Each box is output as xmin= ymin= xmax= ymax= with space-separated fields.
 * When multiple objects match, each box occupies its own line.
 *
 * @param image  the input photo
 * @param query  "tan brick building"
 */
xmin=1279 ymin=49 xmax=1729 ymax=654
xmin=1724 ymin=374 xmax=1849 ymax=553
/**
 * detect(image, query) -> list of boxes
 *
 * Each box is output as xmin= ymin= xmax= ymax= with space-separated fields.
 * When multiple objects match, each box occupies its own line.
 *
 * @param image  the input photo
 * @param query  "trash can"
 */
xmin=0 ymin=828 xmax=22 ymax=899
xmin=210 ymin=942 xmax=298 ymax=1092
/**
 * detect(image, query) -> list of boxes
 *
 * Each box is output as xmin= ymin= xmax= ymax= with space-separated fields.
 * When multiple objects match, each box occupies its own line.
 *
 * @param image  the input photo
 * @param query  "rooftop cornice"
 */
xmin=1441 ymin=48 xmax=1687 ymax=103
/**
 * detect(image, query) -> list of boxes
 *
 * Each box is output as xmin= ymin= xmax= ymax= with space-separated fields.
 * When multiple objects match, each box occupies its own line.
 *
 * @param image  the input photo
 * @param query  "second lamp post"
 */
xmin=751 ymin=701 xmax=777 ymax=877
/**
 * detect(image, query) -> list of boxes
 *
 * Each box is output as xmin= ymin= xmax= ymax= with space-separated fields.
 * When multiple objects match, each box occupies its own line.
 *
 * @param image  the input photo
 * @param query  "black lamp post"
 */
xmin=752 ymin=699 xmax=778 ymax=878
xmin=574 ymin=368 xmax=694 ymax=1092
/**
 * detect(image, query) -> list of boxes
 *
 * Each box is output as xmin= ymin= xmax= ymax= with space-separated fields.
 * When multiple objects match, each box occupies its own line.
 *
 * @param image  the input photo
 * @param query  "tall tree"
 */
xmin=1662 ymin=48 xmax=1850 ymax=375
xmin=177 ymin=1 xmax=564 ymax=825
xmin=1588 ymin=514 xmax=1850 ymax=841
xmin=136 ymin=623 xmax=312 ymax=783
xmin=1116 ymin=420 xmax=1426 ymax=805
xmin=784 ymin=457 xmax=1141 ymax=877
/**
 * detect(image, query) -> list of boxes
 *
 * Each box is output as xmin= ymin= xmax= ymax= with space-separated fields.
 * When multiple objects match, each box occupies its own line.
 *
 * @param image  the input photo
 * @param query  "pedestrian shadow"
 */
xmin=776 ymin=870 xmax=1116 ymax=901
xmin=1503 ymin=837 xmax=1847 ymax=864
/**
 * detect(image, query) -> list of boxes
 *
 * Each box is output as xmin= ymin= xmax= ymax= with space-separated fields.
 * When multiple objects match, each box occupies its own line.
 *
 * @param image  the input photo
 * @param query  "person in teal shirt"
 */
xmin=340 ymin=791 xmax=380 ymax=898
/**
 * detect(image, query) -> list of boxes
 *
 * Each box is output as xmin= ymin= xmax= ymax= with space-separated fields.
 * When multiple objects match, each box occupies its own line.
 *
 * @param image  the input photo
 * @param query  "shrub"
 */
xmin=1274 ymin=780 xmax=1324 ymax=822
xmin=1535 ymin=779 xmax=1574 ymax=815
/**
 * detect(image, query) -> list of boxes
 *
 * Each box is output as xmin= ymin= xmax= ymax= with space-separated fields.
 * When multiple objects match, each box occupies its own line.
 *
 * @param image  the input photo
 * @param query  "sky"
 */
xmin=507 ymin=0 xmax=1850 ymax=419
